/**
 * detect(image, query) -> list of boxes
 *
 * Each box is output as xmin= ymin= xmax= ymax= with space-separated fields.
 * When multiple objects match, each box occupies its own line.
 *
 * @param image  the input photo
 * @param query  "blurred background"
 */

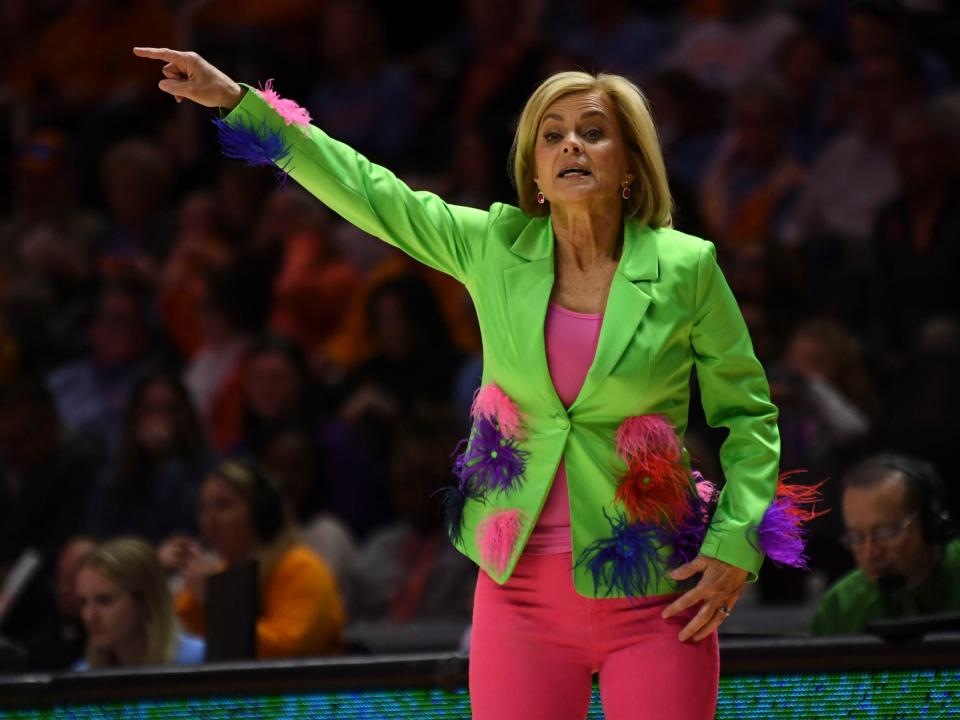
xmin=1 ymin=0 xmax=959 ymax=671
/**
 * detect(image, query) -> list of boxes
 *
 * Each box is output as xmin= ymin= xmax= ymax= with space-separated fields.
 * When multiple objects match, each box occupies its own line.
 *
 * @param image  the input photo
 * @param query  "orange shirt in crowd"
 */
xmin=175 ymin=544 xmax=345 ymax=660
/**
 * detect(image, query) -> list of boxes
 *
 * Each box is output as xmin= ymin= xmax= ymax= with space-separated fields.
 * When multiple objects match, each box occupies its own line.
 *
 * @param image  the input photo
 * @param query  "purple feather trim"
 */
xmin=659 ymin=502 xmax=709 ymax=568
xmin=575 ymin=508 xmax=663 ymax=597
xmin=212 ymin=117 xmax=291 ymax=182
xmin=752 ymin=499 xmax=810 ymax=568
xmin=435 ymin=485 xmax=468 ymax=545
xmin=657 ymin=473 xmax=719 ymax=569
xmin=453 ymin=417 xmax=527 ymax=495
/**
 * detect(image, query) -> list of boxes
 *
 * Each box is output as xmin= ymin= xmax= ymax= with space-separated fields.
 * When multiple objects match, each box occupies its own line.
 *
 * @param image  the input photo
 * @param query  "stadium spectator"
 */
xmin=87 ymin=372 xmax=209 ymax=544
xmin=75 ymin=538 xmax=204 ymax=669
xmin=167 ymin=460 xmax=345 ymax=659
xmin=810 ymin=453 xmax=960 ymax=635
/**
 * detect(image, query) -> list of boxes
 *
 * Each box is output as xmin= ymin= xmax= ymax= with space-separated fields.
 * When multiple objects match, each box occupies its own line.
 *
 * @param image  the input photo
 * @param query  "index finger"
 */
xmin=661 ymin=584 xmax=705 ymax=619
xmin=132 ymin=47 xmax=182 ymax=61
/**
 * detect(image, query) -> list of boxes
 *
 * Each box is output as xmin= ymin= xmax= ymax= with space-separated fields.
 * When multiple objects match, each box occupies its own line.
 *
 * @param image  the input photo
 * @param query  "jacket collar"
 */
xmin=506 ymin=214 xmax=658 ymax=412
xmin=510 ymin=215 xmax=659 ymax=281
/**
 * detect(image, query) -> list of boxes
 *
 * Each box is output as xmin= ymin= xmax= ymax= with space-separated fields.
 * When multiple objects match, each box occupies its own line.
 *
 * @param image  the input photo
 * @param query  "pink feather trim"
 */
xmin=696 ymin=478 xmax=719 ymax=504
xmin=471 ymin=384 xmax=524 ymax=440
xmin=477 ymin=508 xmax=525 ymax=575
xmin=616 ymin=414 xmax=681 ymax=465
xmin=257 ymin=79 xmax=312 ymax=127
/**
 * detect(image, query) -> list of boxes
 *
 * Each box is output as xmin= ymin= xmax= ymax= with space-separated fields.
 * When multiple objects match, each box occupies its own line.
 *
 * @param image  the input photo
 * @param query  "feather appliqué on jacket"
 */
xmin=257 ymin=80 xmax=312 ymax=127
xmin=576 ymin=508 xmax=664 ymax=597
xmin=212 ymin=117 xmax=291 ymax=183
xmin=477 ymin=508 xmax=526 ymax=576
xmin=615 ymin=415 xmax=693 ymax=529
xmin=214 ymin=81 xmax=311 ymax=183
xmin=453 ymin=384 xmax=528 ymax=496
xmin=749 ymin=471 xmax=828 ymax=569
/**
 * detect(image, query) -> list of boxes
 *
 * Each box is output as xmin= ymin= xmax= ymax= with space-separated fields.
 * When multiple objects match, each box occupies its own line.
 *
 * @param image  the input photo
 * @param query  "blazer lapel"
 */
xmin=570 ymin=222 xmax=658 ymax=410
xmin=504 ymin=217 xmax=564 ymax=410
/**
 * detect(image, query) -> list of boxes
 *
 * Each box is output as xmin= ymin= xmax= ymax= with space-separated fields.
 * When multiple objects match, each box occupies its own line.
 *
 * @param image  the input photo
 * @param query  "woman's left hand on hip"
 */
xmin=660 ymin=555 xmax=748 ymax=642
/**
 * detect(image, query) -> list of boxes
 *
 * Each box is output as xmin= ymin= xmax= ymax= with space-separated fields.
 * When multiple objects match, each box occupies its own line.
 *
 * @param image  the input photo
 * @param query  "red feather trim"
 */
xmin=774 ymin=470 xmax=830 ymax=522
xmin=615 ymin=458 xmax=692 ymax=529
xmin=614 ymin=414 xmax=693 ymax=528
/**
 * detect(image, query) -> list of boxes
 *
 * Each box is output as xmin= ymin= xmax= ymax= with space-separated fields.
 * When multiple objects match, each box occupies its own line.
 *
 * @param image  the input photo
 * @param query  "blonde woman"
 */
xmin=164 ymin=459 xmax=344 ymax=659
xmin=134 ymin=48 xmax=821 ymax=719
xmin=75 ymin=538 xmax=204 ymax=670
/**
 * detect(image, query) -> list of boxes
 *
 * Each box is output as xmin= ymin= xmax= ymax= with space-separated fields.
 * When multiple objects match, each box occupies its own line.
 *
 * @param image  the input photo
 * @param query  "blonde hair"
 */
xmin=209 ymin=459 xmax=297 ymax=590
xmin=79 ymin=538 xmax=176 ymax=669
xmin=510 ymin=71 xmax=673 ymax=226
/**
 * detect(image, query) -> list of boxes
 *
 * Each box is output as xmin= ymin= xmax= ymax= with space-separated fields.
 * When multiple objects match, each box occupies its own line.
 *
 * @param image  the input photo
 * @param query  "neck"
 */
xmin=550 ymin=202 xmax=623 ymax=270
xmin=114 ymin=631 xmax=148 ymax=667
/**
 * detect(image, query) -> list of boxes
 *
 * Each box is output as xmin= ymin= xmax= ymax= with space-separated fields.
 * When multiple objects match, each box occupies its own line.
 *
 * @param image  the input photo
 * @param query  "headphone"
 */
xmin=864 ymin=454 xmax=954 ymax=545
xmin=214 ymin=460 xmax=286 ymax=543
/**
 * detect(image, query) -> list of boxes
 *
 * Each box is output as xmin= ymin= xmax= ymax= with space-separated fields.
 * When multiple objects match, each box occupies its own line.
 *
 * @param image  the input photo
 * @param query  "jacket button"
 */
xmin=555 ymin=415 xmax=570 ymax=430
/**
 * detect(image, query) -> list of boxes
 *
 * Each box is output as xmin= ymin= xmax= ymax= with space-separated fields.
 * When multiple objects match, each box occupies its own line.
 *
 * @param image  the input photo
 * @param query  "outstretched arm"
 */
xmin=133 ymin=47 xmax=489 ymax=283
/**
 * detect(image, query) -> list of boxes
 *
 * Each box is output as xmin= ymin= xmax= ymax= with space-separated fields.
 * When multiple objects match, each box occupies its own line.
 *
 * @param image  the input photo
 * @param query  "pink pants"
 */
xmin=469 ymin=551 xmax=719 ymax=720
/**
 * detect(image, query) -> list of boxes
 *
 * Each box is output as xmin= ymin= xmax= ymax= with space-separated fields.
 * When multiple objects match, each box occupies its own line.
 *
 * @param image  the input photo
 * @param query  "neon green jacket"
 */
xmin=222 ymin=85 xmax=781 ymax=598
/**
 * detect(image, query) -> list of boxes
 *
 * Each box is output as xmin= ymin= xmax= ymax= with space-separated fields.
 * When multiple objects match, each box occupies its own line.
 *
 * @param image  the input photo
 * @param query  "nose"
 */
xmin=562 ymin=133 xmax=582 ymax=154
xmin=860 ymin=537 xmax=885 ymax=563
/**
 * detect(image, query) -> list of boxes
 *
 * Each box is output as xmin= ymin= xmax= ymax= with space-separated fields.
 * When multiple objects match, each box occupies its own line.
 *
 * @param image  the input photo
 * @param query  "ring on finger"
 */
xmin=717 ymin=605 xmax=732 ymax=618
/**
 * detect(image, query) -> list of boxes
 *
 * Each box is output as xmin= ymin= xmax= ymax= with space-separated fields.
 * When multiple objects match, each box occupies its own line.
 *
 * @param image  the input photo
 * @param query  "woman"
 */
xmin=237 ymin=334 xmax=385 ymax=539
xmin=256 ymin=423 xmax=358 ymax=603
xmin=134 ymin=48 xmax=812 ymax=718
xmin=164 ymin=459 xmax=345 ymax=659
xmin=236 ymin=334 xmax=316 ymax=453
xmin=74 ymin=538 xmax=204 ymax=670
xmin=87 ymin=371 xmax=209 ymax=544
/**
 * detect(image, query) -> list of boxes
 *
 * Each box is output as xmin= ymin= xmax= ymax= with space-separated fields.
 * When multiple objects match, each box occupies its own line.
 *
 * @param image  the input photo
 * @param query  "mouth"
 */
xmin=557 ymin=166 xmax=591 ymax=179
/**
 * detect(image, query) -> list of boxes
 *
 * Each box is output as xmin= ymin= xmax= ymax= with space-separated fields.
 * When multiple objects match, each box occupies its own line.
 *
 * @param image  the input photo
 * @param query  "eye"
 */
xmin=583 ymin=128 xmax=603 ymax=141
xmin=543 ymin=131 xmax=562 ymax=143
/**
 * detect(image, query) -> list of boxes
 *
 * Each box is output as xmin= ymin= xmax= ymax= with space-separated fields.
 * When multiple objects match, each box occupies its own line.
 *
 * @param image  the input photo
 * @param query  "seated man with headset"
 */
xmin=811 ymin=453 xmax=960 ymax=635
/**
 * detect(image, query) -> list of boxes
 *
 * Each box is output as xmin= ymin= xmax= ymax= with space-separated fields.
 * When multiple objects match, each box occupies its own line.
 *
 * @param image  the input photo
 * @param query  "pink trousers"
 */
xmin=469 ymin=551 xmax=719 ymax=720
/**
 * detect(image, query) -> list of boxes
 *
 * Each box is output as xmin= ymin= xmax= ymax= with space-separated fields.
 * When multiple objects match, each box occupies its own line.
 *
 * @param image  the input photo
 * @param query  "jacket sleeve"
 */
xmin=691 ymin=241 xmax=781 ymax=579
xmin=220 ymin=85 xmax=490 ymax=284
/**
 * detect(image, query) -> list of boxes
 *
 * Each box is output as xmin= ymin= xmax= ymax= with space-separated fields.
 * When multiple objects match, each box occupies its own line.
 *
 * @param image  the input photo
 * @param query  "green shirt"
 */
xmin=809 ymin=538 xmax=960 ymax=635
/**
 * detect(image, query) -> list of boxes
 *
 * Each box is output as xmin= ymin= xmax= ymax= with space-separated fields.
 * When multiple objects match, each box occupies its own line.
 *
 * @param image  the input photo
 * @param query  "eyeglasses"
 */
xmin=839 ymin=515 xmax=918 ymax=550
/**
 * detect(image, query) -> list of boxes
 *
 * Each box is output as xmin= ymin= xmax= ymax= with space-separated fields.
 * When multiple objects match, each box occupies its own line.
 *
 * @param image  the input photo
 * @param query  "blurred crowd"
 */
xmin=1 ymin=0 xmax=959 ymax=671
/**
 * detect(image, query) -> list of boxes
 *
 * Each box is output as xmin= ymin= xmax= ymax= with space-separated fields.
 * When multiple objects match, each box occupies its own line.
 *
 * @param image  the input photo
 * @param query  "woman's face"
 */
xmin=76 ymin=567 xmax=142 ymax=658
xmin=261 ymin=431 xmax=313 ymax=506
xmin=533 ymin=91 xmax=631 ymax=212
xmin=198 ymin=476 xmax=256 ymax=562
xmin=244 ymin=351 xmax=303 ymax=422
xmin=135 ymin=380 xmax=180 ymax=455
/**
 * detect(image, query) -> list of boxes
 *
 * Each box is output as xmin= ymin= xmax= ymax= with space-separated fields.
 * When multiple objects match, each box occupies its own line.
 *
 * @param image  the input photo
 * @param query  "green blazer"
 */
xmin=223 ymin=86 xmax=781 ymax=598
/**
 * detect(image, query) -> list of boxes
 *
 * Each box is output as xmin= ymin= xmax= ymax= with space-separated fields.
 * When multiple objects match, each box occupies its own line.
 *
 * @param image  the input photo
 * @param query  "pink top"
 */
xmin=524 ymin=303 xmax=603 ymax=555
